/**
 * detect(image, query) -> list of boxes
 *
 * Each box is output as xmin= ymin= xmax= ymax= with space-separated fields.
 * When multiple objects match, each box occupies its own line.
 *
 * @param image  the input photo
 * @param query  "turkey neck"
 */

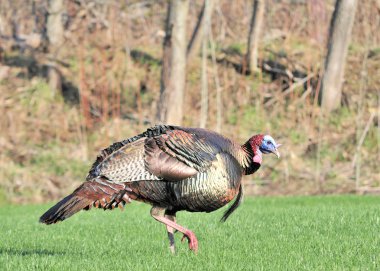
xmin=240 ymin=140 xmax=260 ymax=175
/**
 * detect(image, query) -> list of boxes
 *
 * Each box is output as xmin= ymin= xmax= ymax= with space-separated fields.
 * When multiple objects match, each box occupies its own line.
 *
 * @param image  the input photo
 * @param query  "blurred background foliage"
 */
xmin=0 ymin=0 xmax=379 ymax=204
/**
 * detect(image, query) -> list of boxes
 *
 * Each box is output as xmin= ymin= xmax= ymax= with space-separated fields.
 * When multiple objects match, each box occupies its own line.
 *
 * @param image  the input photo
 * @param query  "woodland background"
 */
xmin=0 ymin=0 xmax=379 ymax=204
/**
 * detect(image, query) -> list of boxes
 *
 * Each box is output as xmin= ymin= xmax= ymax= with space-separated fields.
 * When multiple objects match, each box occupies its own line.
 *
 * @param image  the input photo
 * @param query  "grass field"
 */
xmin=0 ymin=196 xmax=379 ymax=270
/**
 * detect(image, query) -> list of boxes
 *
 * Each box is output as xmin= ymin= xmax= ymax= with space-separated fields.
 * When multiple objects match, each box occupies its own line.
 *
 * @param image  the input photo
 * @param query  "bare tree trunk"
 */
xmin=245 ymin=0 xmax=265 ymax=72
xmin=209 ymin=27 xmax=222 ymax=133
xmin=200 ymin=0 xmax=210 ymax=128
xmin=187 ymin=0 xmax=216 ymax=60
xmin=321 ymin=0 xmax=357 ymax=112
xmin=157 ymin=0 xmax=189 ymax=125
xmin=47 ymin=0 xmax=64 ymax=97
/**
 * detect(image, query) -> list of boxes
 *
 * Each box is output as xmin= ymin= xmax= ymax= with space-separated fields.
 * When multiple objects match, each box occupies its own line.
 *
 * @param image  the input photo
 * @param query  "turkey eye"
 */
xmin=267 ymin=141 xmax=271 ymax=145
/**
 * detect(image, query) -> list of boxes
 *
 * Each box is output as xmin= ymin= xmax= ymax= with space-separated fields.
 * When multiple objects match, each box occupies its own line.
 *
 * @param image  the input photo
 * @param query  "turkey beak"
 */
xmin=273 ymin=144 xmax=281 ymax=159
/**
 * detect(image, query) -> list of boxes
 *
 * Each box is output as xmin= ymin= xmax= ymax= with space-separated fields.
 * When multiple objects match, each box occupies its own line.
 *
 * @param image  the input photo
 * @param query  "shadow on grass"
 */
xmin=0 ymin=248 xmax=66 ymax=257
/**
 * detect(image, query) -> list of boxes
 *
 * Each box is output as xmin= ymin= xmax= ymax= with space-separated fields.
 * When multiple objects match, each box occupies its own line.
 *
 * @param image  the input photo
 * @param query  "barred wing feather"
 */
xmin=87 ymin=126 xmax=228 ymax=184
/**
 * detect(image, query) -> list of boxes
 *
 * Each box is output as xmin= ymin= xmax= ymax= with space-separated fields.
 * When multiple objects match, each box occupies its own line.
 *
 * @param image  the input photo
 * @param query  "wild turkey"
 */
xmin=40 ymin=125 xmax=280 ymax=253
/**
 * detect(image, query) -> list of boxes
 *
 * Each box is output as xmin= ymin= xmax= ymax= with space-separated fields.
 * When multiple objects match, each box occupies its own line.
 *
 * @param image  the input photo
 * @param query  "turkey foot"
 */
xmin=151 ymin=207 xmax=198 ymax=253
xmin=181 ymin=230 xmax=198 ymax=252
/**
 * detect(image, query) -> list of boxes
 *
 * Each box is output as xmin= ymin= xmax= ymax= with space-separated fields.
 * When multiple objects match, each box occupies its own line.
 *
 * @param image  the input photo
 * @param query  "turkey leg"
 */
xmin=165 ymin=214 xmax=176 ymax=254
xmin=151 ymin=207 xmax=198 ymax=253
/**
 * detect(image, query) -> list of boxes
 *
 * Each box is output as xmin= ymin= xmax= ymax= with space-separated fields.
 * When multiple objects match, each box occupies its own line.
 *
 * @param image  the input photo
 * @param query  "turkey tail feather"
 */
xmin=220 ymin=185 xmax=243 ymax=222
xmin=39 ymin=194 xmax=92 ymax=224
xmin=39 ymin=178 xmax=129 ymax=225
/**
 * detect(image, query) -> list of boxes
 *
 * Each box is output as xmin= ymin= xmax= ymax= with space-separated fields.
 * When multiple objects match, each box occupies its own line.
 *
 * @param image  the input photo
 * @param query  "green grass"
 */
xmin=0 ymin=196 xmax=379 ymax=270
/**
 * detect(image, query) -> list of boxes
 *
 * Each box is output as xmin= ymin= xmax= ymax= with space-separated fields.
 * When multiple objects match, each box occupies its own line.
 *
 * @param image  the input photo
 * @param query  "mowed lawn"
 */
xmin=0 ymin=196 xmax=379 ymax=270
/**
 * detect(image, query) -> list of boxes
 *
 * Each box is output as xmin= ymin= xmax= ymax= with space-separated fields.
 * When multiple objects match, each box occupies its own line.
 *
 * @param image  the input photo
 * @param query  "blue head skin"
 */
xmin=259 ymin=135 xmax=281 ymax=158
